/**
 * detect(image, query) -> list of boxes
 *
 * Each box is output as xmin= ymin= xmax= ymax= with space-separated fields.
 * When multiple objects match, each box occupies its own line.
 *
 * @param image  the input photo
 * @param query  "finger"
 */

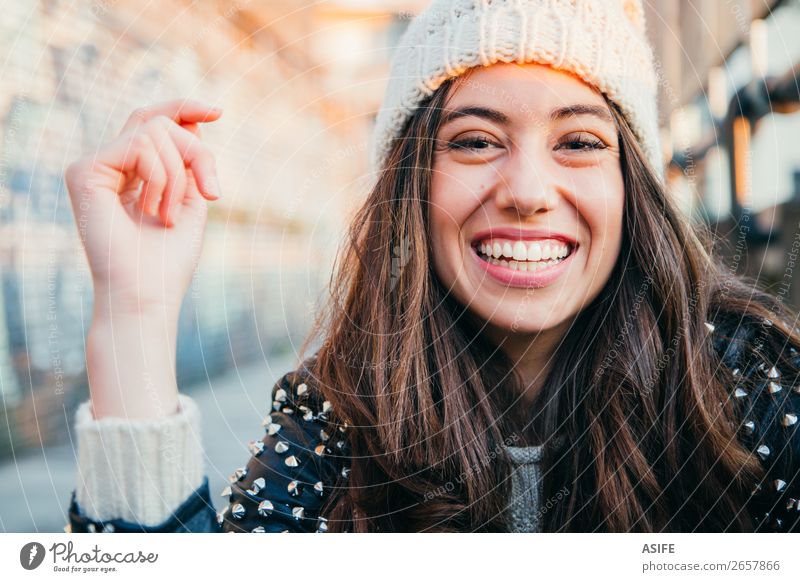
xmin=121 ymin=99 xmax=222 ymax=135
xmin=162 ymin=121 xmax=220 ymax=201
xmin=145 ymin=120 xmax=188 ymax=227
xmin=181 ymin=122 xmax=202 ymax=139
xmin=124 ymin=133 xmax=167 ymax=221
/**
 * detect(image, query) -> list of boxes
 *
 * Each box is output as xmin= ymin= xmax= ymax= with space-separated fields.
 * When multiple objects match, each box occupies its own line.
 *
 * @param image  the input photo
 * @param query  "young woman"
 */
xmin=65 ymin=0 xmax=800 ymax=534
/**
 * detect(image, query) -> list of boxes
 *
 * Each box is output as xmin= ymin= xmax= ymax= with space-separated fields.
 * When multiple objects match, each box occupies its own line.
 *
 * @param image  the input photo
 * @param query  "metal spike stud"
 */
xmin=252 ymin=526 xmax=266 ymax=533
xmin=320 ymin=429 xmax=330 ymax=441
xmin=768 ymin=381 xmax=782 ymax=394
xmin=220 ymin=485 xmax=232 ymax=498
xmin=274 ymin=388 xmax=288 ymax=402
xmin=249 ymin=440 xmax=265 ymax=456
xmin=782 ymin=413 xmax=798 ymax=428
xmin=767 ymin=366 xmax=780 ymax=379
xmin=317 ymin=516 xmax=328 ymax=533
xmin=285 ymin=455 xmax=300 ymax=467
xmin=249 ymin=477 xmax=266 ymax=495
xmin=229 ymin=467 xmax=247 ymax=483
xmin=757 ymin=444 xmax=771 ymax=460
xmin=704 ymin=321 xmax=715 ymax=333
xmin=288 ymin=480 xmax=301 ymax=497
xmin=741 ymin=420 xmax=755 ymax=436
xmin=314 ymin=444 xmax=326 ymax=457
xmin=774 ymin=479 xmax=787 ymax=493
xmin=267 ymin=423 xmax=282 ymax=436
xmin=261 ymin=413 xmax=273 ymax=427
xmin=296 ymin=383 xmax=308 ymax=397
xmin=314 ymin=481 xmax=324 ymax=496
xmin=257 ymin=500 xmax=274 ymax=517
xmin=230 ymin=504 xmax=245 ymax=520
xmin=734 ymin=387 xmax=748 ymax=399
xmin=292 ymin=506 xmax=305 ymax=520
xmin=322 ymin=400 xmax=332 ymax=414
xmin=275 ymin=441 xmax=290 ymax=454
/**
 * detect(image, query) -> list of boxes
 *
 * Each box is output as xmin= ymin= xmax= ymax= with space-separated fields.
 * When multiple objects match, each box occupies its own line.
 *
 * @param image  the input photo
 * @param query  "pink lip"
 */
xmin=470 ymin=227 xmax=577 ymax=247
xmin=470 ymin=240 xmax=578 ymax=289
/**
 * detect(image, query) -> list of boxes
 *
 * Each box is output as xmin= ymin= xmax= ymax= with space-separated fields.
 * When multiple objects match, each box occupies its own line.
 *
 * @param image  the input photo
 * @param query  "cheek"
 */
xmin=429 ymin=167 xmax=485 ymax=243
xmin=579 ymin=173 xmax=624 ymax=267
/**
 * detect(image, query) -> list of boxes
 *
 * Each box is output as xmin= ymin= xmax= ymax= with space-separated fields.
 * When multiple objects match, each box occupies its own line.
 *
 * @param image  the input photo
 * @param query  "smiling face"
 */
xmin=430 ymin=62 xmax=625 ymax=349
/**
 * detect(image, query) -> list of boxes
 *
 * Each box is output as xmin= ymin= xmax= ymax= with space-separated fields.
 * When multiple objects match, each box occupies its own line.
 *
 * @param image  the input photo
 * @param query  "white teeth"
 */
xmin=512 ymin=241 xmax=527 ymax=261
xmin=477 ymin=238 xmax=571 ymax=262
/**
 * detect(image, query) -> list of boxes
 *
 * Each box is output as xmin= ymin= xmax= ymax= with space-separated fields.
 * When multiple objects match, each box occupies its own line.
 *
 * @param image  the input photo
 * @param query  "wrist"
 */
xmin=86 ymin=311 xmax=180 ymax=420
xmin=91 ymin=290 xmax=183 ymax=327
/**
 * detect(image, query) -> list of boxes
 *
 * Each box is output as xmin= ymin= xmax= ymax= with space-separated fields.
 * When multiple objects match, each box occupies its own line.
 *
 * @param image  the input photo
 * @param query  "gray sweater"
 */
xmin=502 ymin=435 xmax=566 ymax=532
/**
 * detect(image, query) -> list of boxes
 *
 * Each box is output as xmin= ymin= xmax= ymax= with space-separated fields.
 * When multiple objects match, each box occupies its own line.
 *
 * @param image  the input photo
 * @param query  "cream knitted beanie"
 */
xmin=370 ymin=0 xmax=664 ymax=181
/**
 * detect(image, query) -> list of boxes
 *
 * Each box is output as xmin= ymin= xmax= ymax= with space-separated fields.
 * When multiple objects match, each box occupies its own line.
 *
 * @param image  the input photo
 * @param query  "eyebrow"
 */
xmin=439 ymin=103 xmax=614 ymax=127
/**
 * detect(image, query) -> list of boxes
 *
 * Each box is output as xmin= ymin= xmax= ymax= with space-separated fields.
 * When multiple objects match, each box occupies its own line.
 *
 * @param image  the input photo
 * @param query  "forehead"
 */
xmin=445 ymin=62 xmax=606 ymax=111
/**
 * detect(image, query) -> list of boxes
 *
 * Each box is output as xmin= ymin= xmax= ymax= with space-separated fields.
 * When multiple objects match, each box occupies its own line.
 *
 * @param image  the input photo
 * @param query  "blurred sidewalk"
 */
xmin=0 ymin=352 xmax=299 ymax=533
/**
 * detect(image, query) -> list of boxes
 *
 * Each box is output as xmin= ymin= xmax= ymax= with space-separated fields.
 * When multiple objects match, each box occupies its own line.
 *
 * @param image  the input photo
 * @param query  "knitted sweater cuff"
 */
xmin=73 ymin=393 xmax=205 ymax=526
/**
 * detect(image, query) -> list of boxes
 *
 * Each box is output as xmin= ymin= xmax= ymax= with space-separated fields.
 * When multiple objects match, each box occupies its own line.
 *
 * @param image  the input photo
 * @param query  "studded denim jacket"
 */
xmin=67 ymin=315 xmax=800 ymax=533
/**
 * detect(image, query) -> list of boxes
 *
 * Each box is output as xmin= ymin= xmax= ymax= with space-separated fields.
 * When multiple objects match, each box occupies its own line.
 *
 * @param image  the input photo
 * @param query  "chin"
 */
xmin=465 ymin=297 xmax=570 ymax=335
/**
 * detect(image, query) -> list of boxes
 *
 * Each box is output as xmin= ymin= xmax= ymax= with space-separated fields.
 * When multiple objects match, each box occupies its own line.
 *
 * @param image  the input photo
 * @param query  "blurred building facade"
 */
xmin=0 ymin=0 xmax=798 ymax=459
xmin=644 ymin=0 xmax=800 ymax=309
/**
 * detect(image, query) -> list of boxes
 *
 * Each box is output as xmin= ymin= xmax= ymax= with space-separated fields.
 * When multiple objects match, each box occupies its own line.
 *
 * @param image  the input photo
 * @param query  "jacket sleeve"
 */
xmin=215 ymin=362 xmax=350 ymax=533
xmin=714 ymin=317 xmax=800 ymax=532
xmin=744 ymin=353 xmax=800 ymax=533
xmin=66 ymin=362 xmax=349 ymax=533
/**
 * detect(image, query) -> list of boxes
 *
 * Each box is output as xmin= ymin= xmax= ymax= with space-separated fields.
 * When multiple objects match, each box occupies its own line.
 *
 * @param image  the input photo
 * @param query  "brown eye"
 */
xmin=447 ymin=137 xmax=500 ymax=151
xmin=555 ymin=134 xmax=607 ymax=152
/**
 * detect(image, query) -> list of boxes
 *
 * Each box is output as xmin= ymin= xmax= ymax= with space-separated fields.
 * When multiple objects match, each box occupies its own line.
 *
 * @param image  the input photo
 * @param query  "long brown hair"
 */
xmin=297 ymin=71 xmax=800 ymax=532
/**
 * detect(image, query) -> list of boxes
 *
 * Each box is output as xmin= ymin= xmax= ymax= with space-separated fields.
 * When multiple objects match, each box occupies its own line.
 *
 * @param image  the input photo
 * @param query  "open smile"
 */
xmin=470 ymin=232 xmax=579 ymax=288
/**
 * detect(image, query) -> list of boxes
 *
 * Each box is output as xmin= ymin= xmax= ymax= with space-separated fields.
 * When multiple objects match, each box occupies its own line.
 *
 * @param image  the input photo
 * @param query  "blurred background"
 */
xmin=0 ymin=0 xmax=798 ymax=532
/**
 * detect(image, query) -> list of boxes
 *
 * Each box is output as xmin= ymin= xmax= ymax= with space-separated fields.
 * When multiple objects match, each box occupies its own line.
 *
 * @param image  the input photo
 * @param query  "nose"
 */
xmin=492 ymin=148 xmax=562 ymax=217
